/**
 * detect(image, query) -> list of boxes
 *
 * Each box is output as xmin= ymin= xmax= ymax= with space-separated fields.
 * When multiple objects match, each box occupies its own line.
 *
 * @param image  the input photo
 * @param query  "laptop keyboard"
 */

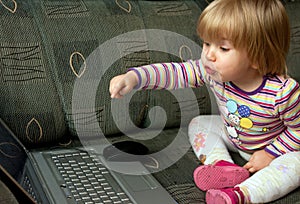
xmin=51 ymin=151 xmax=133 ymax=204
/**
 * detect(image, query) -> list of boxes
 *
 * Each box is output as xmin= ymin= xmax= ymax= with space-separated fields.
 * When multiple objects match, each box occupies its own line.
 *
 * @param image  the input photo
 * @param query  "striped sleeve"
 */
xmin=128 ymin=60 xmax=206 ymax=90
xmin=265 ymin=78 xmax=300 ymax=157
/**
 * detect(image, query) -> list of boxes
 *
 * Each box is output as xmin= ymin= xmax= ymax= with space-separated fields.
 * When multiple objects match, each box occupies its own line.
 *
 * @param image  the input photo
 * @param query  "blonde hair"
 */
xmin=197 ymin=0 xmax=290 ymax=76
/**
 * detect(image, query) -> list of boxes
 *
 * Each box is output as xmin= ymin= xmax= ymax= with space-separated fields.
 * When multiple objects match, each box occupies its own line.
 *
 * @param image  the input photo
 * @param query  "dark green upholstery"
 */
xmin=0 ymin=0 xmax=299 ymax=203
xmin=0 ymin=0 xmax=209 ymax=146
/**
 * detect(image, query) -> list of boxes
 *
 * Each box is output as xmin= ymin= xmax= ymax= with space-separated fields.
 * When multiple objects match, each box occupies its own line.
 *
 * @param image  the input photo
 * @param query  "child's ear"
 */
xmin=251 ymin=61 xmax=259 ymax=70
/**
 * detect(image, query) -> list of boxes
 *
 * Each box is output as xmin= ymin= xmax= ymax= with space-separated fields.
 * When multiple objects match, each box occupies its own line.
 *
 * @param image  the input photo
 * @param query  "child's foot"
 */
xmin=193 ymin=160 xmax=249 ymax=191
xmin=206 ymin=187 xmax=246 ymax=204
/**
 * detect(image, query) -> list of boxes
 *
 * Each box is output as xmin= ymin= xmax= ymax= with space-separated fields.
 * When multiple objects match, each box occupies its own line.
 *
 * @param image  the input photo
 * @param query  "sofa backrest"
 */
xmin=0 ymin=0 xmax=210 ymax=147
xmin=1 ymin=0 xmax=299 ymax=148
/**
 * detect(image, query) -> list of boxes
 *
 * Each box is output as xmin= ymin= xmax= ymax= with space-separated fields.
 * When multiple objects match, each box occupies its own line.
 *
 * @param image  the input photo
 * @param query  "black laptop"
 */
xmin=0 ymin=118 xmax=177 ymax=204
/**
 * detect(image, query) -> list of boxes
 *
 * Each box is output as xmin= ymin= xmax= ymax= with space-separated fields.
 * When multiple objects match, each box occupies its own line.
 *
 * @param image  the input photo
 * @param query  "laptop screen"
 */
xmin=0 ymin=119 xmax=36 ymax=203
xmin=0 ymin=119 xmax=27 ymax=182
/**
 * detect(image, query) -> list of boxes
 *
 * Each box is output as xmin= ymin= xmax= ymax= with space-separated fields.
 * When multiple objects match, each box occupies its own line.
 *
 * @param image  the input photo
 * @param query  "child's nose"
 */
xmin=205 ymin=47 xmax=216 ymax=61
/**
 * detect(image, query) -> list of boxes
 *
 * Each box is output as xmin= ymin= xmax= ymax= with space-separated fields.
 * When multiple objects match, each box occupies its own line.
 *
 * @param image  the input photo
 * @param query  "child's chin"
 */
xmin=209 ymin=74 xmax=222 ymax=83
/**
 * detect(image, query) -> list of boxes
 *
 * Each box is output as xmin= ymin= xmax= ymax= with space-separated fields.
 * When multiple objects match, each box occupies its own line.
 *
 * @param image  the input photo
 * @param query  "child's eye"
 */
xmin=220 ymin=47 xmax=229 ymax=51
xmin=203 ymin=42 xmax=210 ymax=47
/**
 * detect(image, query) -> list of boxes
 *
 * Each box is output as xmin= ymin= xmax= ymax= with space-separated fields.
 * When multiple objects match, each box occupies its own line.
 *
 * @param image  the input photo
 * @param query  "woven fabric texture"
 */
xmin=0 ymin=0 xmax=299 ymax=203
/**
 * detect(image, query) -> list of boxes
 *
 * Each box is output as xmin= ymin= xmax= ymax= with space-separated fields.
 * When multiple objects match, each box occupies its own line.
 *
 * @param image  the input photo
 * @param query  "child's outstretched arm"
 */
xmin=109 ymin=71 xmax=138 ymax=98
xmin=110 ymin=60 xmax=205 ymax=98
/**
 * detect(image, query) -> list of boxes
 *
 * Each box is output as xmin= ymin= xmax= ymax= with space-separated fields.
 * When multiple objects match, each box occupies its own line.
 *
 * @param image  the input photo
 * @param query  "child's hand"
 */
xmin=109 ymin=71 xmax=138 ymax=98
xmin=243 ymin=150 xmax=275 ymax=173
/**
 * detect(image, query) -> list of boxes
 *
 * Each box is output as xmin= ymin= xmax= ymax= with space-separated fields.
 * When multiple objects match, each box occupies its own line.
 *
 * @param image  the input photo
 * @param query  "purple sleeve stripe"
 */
xmin=171 ymin=63 xmax=179 ymax=89
xmin=275 ymin=84 xmax=299 ymax=105
xmin=283 ymin=130 xmax=300 ymax=145
xmin=277 ymin=137 xmax=296 ymax=151
xmin=163 ymin=63 xmax=170 ymax=89
xmin=142 ymin=66 xmax=150 ymax=89
xmin=152 ymin=64 xmax=160 ymax=89
xmin=287 ymin=123 xmax=300 ymax=129
xmin=127 ymin=68 xmax=142 ymax=89
xmin=278 ymin=98 xmax=300 ymax=116
xmin=264 ymin=147 xmax=280 ymax=157
xmin=180 ymin=63 xmax=188 ymax=87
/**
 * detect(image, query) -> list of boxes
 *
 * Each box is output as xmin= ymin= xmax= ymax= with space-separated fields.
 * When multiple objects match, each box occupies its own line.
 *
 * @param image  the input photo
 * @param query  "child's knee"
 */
xmin=188 ymin=115 xmax=208 ymax=141
xmin=188 ymin=115 xmax=216 ymax=129
xmin=270 ymin=152 xmax=300 ymax=164
xmin=270 ymin=152 xmax=300 ymax=174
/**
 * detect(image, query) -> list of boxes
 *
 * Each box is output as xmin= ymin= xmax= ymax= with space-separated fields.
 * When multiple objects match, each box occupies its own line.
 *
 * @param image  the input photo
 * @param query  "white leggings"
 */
xmin=188 ymin=115 xmax=300 ymax=203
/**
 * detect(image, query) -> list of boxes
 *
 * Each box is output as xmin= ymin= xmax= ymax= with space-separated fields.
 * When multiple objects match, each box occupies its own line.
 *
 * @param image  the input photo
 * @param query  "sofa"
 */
xmin=0 ymin=0 xmax=299 ymax=203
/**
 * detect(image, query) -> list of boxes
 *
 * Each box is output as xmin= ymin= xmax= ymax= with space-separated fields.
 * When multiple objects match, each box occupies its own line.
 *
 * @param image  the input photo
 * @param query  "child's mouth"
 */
xmin=205 ymin=66 xmax=216 ymax=75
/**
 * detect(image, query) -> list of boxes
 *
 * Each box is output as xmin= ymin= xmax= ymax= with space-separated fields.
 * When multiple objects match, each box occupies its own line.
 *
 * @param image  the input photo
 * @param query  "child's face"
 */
xmin=200 ymin=39 xmax=258 ymax=85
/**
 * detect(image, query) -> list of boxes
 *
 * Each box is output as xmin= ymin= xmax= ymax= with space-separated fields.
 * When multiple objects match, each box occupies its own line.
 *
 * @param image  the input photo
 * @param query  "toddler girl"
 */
xmin=109 ymin=0 xmax=300 ymax=203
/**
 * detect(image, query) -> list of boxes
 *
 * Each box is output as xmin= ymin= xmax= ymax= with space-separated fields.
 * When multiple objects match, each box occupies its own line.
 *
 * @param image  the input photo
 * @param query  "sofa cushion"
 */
xmin=0 ymin=1 xmax=66 ymax=147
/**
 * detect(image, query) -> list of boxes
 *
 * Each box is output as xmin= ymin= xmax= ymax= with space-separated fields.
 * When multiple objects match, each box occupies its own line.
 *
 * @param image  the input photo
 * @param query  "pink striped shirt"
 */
xmin=128 ymin=59 xmax=300 ymax=157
